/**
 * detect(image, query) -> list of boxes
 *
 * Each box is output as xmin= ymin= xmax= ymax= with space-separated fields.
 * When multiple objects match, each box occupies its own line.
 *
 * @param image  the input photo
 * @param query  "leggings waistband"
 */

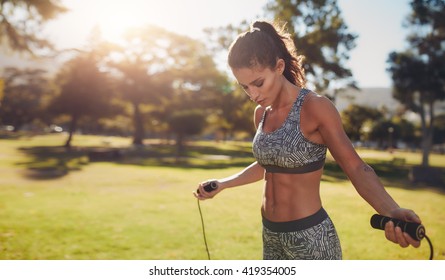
xmin=262 ymin=207 xmax=328 ymax=233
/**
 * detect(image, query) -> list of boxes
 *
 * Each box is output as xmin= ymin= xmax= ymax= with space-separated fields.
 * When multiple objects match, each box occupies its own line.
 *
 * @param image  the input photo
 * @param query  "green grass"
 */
xmin=0 ymin=133 xmax=444 ymax=260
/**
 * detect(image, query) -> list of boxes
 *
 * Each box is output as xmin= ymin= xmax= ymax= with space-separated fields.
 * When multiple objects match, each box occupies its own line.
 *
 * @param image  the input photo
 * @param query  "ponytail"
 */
xmin=228 ymin=20 xmax=306 ymax=87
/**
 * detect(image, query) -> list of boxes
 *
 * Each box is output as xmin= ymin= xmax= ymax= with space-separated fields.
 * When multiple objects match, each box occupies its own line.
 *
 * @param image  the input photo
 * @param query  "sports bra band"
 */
xmin=260 ymin=158 xmax=325 ymax=174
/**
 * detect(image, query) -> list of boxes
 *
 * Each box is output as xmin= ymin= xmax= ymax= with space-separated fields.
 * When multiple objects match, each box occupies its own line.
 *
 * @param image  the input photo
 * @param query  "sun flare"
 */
xmin=92 ymin=0 xmax=195 ymax=44
xmin=95 ymin=1 xmax=149 ymax=43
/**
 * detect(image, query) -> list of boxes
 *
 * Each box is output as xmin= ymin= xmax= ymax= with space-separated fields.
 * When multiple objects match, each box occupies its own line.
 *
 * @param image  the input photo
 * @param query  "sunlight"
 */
xmin=91 ymin=0 xmax=207 ymax=44
xmin=95 ymin=1 xmax=149 ymax=43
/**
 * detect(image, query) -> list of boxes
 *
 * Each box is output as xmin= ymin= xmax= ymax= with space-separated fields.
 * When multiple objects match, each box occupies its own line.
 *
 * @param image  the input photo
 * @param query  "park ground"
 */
xmin=0 ymin=133 xmax=444 ymax=260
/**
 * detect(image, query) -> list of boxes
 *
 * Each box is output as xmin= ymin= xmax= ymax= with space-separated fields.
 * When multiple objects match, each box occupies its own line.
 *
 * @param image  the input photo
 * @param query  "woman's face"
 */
xmin=232 ymin=60 xmax=284 ymax=107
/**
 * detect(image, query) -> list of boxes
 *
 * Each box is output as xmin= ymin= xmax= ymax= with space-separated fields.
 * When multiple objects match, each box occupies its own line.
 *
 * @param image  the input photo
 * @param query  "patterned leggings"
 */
xmin=262 ymin=208 xmax=342 ymax=260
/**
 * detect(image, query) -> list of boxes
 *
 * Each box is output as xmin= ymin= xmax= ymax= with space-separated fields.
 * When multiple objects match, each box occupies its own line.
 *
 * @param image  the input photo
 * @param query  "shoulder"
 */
xmin=303 ymin=90 xmax=335 ymax=108
xmin=303 ymin=91 xmax=338 ymax=116
xmin=302 ymin=90 xmax=340 ymax=124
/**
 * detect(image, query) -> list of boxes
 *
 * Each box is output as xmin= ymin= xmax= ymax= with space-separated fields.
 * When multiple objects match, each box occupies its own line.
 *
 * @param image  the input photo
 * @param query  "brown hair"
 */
xmin=228 ymin=20 xmax=306 ymax=87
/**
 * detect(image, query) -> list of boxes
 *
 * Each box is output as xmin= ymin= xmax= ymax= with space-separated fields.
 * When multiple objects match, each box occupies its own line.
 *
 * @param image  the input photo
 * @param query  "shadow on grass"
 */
xmin=323 ymin=158 xmax=445 ymax=192
xmin=16 ymin=142 xmax=445 ymax=192
xmin=323 ymin=159 xmax=412 ymax=186
xmin=16 ymin=142 xmax=254 ymax=180
xmin=16 ymin=146 xmax=89 ymax=180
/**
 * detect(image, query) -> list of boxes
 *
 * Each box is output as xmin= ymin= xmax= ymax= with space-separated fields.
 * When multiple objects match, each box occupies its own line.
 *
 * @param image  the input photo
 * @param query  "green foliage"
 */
xmin=168 ymin=110 xmax=207 ymax=156
xmin=341 ymin=104 xmax=383 ymax=141
xmin=50 ymin=54 xmax=115 ymax=147
xmin=0 ymin=67 xmax=51 ymax=131
xmin=168 ymin=110 xmax=207 ymax=137
xmin=212 ymin=85 xmax=256 ymax=138
xmin=369 ymin=119 xmax=418 ymax=149
xmin=386 ymin=0 xmax=445 ymax=166
xmin=266 ymin=0 xmax=358 ymax=92
xmin=0 ymin=0 xmax=67 ymax=54
xmin=107 ymin=25 xmax=229 ymax=145
xmin=433 ymin=114 xmax=445 ymax=145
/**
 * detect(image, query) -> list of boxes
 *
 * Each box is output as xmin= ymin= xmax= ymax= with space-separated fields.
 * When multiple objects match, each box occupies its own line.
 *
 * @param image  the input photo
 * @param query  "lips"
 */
xmin=256 ymin=99 xmax=266 ymax=105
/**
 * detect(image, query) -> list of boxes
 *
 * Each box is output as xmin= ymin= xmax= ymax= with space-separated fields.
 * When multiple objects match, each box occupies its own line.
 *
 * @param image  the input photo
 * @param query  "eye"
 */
xmin=254 ymin=80 xmax=264 ymax=87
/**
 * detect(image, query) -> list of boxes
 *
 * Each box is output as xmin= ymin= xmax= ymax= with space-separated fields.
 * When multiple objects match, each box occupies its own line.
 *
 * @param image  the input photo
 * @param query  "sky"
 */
xmin=2 ymin=0 xmax=412 ymax=88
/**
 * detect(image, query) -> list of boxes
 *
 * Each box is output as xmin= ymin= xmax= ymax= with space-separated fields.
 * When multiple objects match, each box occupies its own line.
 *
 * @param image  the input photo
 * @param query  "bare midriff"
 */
xmin=261 ymin=168 xmax=323 ymax=222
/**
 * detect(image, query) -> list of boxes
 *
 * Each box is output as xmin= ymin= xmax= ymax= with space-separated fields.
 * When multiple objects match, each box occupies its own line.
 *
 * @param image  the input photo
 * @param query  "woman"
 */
xmin=194 ymin=20 xmax=421 ymax=260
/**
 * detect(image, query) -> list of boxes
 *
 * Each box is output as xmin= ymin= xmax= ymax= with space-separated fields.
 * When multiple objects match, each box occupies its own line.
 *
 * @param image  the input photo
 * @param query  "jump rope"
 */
xmin=197 ymin=182 xmax=434 ymax=260
xmin=197 ymin=199 xmax=211 ymax=260
xmin=196 ymin=181 xmax=218 ymax=260
xmin=370 ymin=214 xmax=434 ymax=260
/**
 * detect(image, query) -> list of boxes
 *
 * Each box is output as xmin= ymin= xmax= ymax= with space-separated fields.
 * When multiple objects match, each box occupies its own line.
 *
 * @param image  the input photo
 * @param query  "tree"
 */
xmin=368 ymin=120 xmax=400 ymax=149
xmin=433 ymin=114 xmax=445 ymax=146
xmin=168 ymin=110 xmax=206 ymax=157
xmin=0 ymin=0 xmax=67 ymax=54
xmin=0 ymin=67 xmax=50 ymax=131
xmin=387 ymin=0 xmax=445 ymax=166
xmin=49 ymin=54 xmax=114 ymax=148
xmin=341 ymin=104 xmax=383 ymax=142
xmin=266 ymin=0 xmax=358 ymax=93
xmin=0 ymin=79 xmax=4 ymax=102
xmin=108 ymin=26 xmax=184 ymax=145
xmin=213 ymin=84 xmax=256 ymax=140
xmin=109 ymin=25 xmax=226 ymax=145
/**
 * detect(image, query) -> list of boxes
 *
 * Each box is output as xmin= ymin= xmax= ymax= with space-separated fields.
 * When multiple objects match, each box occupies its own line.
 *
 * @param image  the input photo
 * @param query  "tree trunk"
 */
xmin=132 ymin=102 xmax=144 ymax=145
xmin=175 ymin=133 xmax=184 ymax=162
xmin=421 ymin=101 xmax=436 ymax=167
xmin=65 ymin=114 xmax=78 ymax=149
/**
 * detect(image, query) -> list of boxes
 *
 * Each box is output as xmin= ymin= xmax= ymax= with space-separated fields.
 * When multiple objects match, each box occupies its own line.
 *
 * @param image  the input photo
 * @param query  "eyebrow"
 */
xmin=239 ymin=77 xmax=263 ymax=88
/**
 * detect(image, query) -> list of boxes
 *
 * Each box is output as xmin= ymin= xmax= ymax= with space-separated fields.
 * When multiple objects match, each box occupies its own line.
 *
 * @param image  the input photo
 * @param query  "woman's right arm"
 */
xmin=220 ymin=161 xmax=265 ymax=188
xmin=195 ymin=161 xmax=264 ymax=200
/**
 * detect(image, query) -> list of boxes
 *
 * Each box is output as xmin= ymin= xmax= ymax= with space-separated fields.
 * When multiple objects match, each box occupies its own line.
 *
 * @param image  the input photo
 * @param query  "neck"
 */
xmin=270 ymin=80 xmax=300 ymax=111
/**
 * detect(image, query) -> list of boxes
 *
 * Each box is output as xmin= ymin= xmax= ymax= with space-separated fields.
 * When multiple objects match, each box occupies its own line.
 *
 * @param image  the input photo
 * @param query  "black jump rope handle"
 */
xmin=370 ymin=214 xmax=425 ymax=241
xmin=197 ymin=181 xmax=218 ymax=194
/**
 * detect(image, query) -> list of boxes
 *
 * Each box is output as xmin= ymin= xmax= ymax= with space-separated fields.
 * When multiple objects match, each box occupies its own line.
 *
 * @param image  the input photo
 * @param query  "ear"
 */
xmin=275 ymin=59 xmax=285 ymax=74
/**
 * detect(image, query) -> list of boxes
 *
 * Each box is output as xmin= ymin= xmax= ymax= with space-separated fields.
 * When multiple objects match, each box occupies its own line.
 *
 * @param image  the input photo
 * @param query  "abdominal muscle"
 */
xmin=261 ymin=169 xmax=323 ymax=222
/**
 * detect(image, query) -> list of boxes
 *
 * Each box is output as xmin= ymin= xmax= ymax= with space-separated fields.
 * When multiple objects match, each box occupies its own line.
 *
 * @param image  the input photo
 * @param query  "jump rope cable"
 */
xmin=425 ymin=234 xmax=434 ymax=260
xmin=197 ymin=199 xmax=211 ymax=260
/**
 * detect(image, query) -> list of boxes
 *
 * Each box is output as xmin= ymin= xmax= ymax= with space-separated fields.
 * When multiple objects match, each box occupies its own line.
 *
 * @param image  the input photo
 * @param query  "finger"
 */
xmin=394 ymin=226 xmax=409 ymax=248
xmin=196 ymin=185 xmax=214 ymax=200
xmin=384 ymin=221 xmax=397 ymax=243
xmin=193 ymin=191 xmax=202 ymax=199
xmin=195 ymin=191 xmax=210 ymax=200
xmin=194 ymin=184 xmax=207 ymax=199
xmin=403 ymin=232 xmax=421 ymax=248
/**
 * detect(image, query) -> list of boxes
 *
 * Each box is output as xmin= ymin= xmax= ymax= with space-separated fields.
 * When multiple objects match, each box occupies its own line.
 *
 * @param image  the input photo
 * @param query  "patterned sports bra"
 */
xmin=252 ymin=88 xmax=327 ymax=174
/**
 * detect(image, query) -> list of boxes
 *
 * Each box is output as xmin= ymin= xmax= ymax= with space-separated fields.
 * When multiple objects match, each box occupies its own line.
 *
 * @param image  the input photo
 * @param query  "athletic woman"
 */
xmin=194 ymin=20 xmax=421 ymax=260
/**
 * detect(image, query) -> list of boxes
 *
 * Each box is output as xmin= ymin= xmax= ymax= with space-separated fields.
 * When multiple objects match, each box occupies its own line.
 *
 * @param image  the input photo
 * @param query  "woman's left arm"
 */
xmin=308 ymin=94 xmax=421 ymax=247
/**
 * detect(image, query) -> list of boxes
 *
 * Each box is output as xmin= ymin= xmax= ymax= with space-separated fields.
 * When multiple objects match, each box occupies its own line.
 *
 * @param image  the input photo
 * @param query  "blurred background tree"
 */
xmin=106 ymin=26 xmax=175 ymax=145
xmin=167 ymin=110 xmax=206 ymax=157
xmin=387 ymin=0 xmax=445 ymax=166
xmin=341 ymin=104 xmax=383 ymax=142
xmin=105 ymin=25 xmax=231 ymax=145
xmin=204 ymin=0 xmax=358 ymax=102
xmin=49 ymin=53 xmax=115 ymax=148
xmin=266 ymin=0 xmax=358 ymax=97
xmin=0 ymin=0 xmax=443 ymax=158
xmin=0 ymin=67 xmax=51 ymax=131
xmin=0 ymin=0 xmax=67 ymax=55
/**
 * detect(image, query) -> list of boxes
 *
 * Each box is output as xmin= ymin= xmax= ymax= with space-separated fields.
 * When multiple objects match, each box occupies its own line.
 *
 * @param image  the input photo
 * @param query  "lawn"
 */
xmin=0 ymin=133 xmax=444 ymax=260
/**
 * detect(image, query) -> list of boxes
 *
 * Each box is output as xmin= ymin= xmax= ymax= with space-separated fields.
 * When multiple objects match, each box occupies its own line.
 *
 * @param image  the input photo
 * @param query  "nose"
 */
xmin=246 ymin=88 xmax=260 ymax=102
